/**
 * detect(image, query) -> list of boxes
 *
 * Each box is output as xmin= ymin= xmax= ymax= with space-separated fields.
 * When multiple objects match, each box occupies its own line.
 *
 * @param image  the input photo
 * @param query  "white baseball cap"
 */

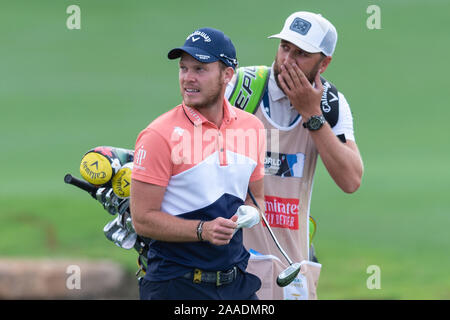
xmin=269 ymin=11 xmax=338 ymax=57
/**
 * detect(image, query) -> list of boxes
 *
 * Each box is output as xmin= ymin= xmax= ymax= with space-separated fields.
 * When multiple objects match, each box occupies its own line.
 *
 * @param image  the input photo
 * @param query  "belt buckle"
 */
xmin=216 ymin=267 xmax=236 ymax=286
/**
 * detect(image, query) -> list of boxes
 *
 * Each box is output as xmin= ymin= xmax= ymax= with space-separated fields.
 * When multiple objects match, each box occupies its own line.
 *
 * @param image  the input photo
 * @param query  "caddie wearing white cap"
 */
xmin=226 ymin=11 xmax=364 ymax=299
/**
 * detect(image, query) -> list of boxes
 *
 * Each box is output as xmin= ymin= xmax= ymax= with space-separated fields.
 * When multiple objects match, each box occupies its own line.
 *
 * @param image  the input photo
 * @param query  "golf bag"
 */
xmin=65 ymin=146 xmax=149 ymax=277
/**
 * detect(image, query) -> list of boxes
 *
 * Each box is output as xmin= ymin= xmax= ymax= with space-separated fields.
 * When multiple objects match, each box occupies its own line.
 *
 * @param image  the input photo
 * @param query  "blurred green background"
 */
xmin=1 ymin=0 xmax=449 ymax=299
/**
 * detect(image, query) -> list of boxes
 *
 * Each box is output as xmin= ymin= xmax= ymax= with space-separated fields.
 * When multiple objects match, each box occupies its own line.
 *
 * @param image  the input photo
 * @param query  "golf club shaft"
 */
xmin=247 ymin=189 xmax=293 ymax=265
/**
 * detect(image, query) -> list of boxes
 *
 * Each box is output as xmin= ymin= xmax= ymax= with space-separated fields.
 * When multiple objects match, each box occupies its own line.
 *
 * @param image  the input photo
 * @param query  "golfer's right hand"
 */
xmin=202 ymin=215 xmax=238 ymax=246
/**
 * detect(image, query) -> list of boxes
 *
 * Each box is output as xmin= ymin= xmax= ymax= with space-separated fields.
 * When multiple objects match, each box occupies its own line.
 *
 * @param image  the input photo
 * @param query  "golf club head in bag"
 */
xmin=103 ymin=204 xmax=137 ymax=250
xmin=95 ymin=187 xmax=128 ymax=216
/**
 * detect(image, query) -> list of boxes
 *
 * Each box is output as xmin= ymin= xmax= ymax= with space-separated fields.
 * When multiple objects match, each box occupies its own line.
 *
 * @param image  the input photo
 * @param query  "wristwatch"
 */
xmin=303 ymin=115 xmax=326 ymax=131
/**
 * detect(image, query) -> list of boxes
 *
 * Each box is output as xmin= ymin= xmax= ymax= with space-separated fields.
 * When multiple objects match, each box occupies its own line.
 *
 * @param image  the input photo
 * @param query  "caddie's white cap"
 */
xmin=269 ymin=11 xmax=338 ymax=57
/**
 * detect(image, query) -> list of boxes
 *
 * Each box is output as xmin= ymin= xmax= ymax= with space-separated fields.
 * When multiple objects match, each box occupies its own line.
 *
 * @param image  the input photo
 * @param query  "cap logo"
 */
xmin=186 ymin=31 xmax=211 ymax=43
xmin=195 ymin=54 xmax=210 ymax=60
xmin=290 ymin=17 xmax=311 ymax=35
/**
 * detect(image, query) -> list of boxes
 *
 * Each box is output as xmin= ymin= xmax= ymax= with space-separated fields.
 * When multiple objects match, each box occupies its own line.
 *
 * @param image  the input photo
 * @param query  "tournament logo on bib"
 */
xmin=264 ymin=196 xmax=299 ymax=230
xmin=264 ymin=152 xmax=305 ymax=178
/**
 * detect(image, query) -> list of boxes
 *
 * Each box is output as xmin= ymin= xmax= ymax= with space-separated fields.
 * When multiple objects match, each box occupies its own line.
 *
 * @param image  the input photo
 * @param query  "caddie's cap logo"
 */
xmin=290 ymin=17 xmax=311 ymax=35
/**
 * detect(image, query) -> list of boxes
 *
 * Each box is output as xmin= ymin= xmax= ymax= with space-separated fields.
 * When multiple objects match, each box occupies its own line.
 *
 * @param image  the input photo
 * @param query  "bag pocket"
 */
xmin=283 ymin=261 xmax=322 ymax=300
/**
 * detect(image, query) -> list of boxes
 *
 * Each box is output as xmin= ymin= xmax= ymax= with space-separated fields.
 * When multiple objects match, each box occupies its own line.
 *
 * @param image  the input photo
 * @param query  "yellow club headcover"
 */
xmin=112 ymin=162 xmax=133 ymax=198
xmin=80 ymin=151 xmax=113 ymax=186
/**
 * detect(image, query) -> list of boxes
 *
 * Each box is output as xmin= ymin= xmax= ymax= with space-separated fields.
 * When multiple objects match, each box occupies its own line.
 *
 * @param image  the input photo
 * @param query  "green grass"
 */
xmin=1 ymin=0 xmax=449 ymax=299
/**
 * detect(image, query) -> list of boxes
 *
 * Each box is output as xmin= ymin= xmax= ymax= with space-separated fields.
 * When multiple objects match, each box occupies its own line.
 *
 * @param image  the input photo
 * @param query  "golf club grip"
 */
xmin=64 ymin=173 xmax=98 ymax=197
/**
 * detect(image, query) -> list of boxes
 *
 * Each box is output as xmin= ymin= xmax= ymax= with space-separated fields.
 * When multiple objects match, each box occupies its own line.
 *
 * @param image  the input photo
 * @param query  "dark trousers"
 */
xmin=139 ymin=269 xmax=261 ymax=300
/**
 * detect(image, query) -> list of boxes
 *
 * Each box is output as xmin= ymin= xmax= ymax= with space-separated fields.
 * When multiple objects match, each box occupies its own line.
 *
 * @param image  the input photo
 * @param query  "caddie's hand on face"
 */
xmin=202 ymin=215 xmax=238 ymax=246
xmin=278 ymin=63 xmax=324 ymax=118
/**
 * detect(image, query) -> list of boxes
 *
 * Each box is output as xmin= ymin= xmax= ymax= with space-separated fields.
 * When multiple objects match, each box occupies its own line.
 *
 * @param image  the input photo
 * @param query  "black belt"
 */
xmin=183 ymin=267 xmax=238 ymax=286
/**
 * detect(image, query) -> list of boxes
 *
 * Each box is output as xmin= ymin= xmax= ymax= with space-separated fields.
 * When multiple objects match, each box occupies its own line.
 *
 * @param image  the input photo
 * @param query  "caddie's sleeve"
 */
xmin=250 ymin=119 xmax=266 ymax=182
xmin=131 ymin=128 xmax=173 ymax=187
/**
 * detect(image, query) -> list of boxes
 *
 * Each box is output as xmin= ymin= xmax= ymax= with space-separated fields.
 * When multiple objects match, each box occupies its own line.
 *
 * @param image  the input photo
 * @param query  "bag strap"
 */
xmin=319 ymin=76 xmax=340 ymax=128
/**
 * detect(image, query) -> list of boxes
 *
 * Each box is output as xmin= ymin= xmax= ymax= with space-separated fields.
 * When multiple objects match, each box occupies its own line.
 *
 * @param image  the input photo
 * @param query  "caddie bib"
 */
xmin=229 ymin=65 xmax=342 ymax=299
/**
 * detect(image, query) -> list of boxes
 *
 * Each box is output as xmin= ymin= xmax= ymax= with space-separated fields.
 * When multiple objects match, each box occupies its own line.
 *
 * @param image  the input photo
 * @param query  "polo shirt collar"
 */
xmin=182 ymin=103 xmax=207 ymax=126
xmin=182 ymin=98 xmax=237 ymax=127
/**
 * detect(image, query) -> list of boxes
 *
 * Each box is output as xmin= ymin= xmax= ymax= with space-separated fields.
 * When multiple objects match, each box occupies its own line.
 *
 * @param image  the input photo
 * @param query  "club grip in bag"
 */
xmin=64 ymin=173 xmax=98 ymax=198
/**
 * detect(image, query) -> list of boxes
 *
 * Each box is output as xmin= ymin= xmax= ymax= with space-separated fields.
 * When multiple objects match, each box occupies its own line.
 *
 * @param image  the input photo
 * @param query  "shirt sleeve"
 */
xmin=331 ymin=92 xmax=356 ymax=142
xmin=131 ymin=128 xmax=173 ymax=187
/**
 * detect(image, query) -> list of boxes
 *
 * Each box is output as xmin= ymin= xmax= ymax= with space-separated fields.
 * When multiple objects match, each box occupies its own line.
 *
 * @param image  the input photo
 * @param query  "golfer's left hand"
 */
xmin=202 ymin=215 xmax=238 ymax=246
xmin=278 ymin=63 xmax=324 ymax=118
